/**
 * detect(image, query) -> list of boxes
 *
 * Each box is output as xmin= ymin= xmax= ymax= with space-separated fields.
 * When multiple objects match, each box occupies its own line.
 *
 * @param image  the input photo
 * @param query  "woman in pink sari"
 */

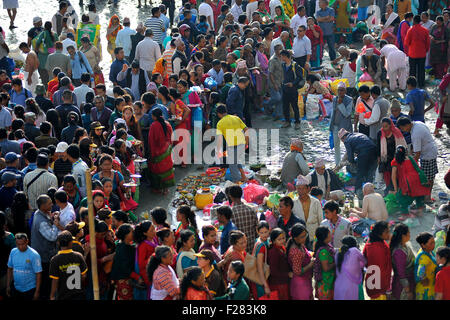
xmin=287 ymin=223 xmax=314 ymax=300
xmin=435 ymin=67 xmax=450 ymax=136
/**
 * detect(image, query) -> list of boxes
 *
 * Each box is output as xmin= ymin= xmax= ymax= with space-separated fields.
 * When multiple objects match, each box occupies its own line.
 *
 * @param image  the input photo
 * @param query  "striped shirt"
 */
xmin=162 ymin=48 xmax=175 ymax=74
xmin=152 ymin=264 xmax=179 ymax=297
xmin=145 ymin=17 xmax=165 ymax=45
xmin=23 ymin=168 xmax=58 ymax=210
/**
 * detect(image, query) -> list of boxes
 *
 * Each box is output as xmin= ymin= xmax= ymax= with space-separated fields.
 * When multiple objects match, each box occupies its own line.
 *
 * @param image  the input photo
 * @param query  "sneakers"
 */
xmin=281 ymin=122 xmax=291 ymax=128
xmin=294 ymin=122 xmax=301 ymax=130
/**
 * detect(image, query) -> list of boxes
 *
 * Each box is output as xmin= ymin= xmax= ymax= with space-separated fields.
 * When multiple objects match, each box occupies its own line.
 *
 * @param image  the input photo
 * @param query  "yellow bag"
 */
xmin=331 ymin=79 xmax=349 ymax=95
xmin=298 ymin=86 xmax=307 ymax=118
xmin=357 ymin=81 xmax=375 ymax=88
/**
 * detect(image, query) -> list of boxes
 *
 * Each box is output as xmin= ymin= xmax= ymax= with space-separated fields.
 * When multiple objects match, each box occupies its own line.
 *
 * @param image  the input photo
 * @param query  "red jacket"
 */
xmin=363 ymin=240 xmax=392 ymax=299
xmin=404 ymin=24 xmax=430 ymax=58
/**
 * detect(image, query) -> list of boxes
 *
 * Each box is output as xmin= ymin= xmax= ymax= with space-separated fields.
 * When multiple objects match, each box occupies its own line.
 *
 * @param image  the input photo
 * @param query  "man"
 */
xmin=95 ymin=84 xmax=115 ymax=111
xmin=246 ymin=0 xmax=259 ymax=22
xmin=67 ymin=46 xmax=93 ymax=87
xmin=277 ymin=196 xmax=306 ymax=236
xmin=24 ymin=153 xmax=58 ymax=211
xmin=380 ymin=40 xmax=408 ymax=92
xmin=360 ymin=48 xmax=382 ymax=86
xmin=270 ymin=30 xmax=289 ymax=57
xmin=178 ymin=10 xmax=199 ymax=43
xmin=18 ymin=43 xmax=40 ymax=94
xmin=0 ymin=171 xmax=19 ymax=211
xmin=321 ymin=200 xmax=352 ymax=249
xmin=350 ymin=182 xmax=388 ymax=223
xmin=358 ymin=85 xmax=390 ymax=141
xmin=51 ymin=1 xmax=69 ymax=36
xmin=216 ymin=105 xmax=249 ymax=183
xmin=231 ymin=0 xmax=244 ymax=23
xmin=117 ymin=60 xmax=150 ymax=102
xmin=27 ymin=16 xmax=43 ymax=48
xmin=53 ymin=76 xmax=77 ymax=107
xmin=226 ymin=77 xmax=248 ymax=120
xmin=129 ymin=23 xmax=146 ymax=63
xmin=292 ymin=25 xmax=311 ymax=69
xmin=49 ymin=231 xmax=87 ymax=300
xmin=34 ymin=85 xmax=53 ymax=114
xmin=162 ymin=38 xmax=176 ymax=75
xmin=0 ymin=96 xmax=12 ymax=129
xmin=90 ymin=95 xmax=113 ymax=131
xmin=306 ymin=158 xmax=332 ymax=199
xmin=111 ymin=210 xmax=129 ymax=230
xmin=53 ymin=142 xmax=72 ymax=186
xmin=397 ymin=117 xmax=438 ymax=202
xmin=61 ymin=112 xmax=81 ymax=144
xmin=290 ymin=6 xmax=308 ymax=34
xmin=73 ymin=73 xmax=94 ymax=107
xmin=404 ymin=15 xmax=430 ymax=88
xmin=24 ymin=112 xmax=41 ymax=143
xmin=109 ymin=47 xmax=129 ymax=88
xmin=135 ymin=29 xmax=161 ymax=77
xmin=207 ymin=59 xmax=225 ymax=87
xmin=405 ymin=76 xmax=435 ymax=123
xmin=280 ymin=49 xmax=305 ymax=129
xmin=159 ymin=5 xmax=170 ymax=43
xmin=227 ymin=184 xmax=258 ymax=253
xmin=265 ymin=43 xmax=284 ymax=119
xmin=315 ymin=0 xmax=336 ymax=61
xmin=292 ymin=175 xmax=323 ymax=240
xmin=6 ymin=233 xmax=42 ymax=300
xmin=280 ymin=138 xmax=309 ymax=187
xmin=54 ymin=190 xmax=75 ymax=228
xmin=45 ymin=42 xmax=71 ymax=82
xmin=30 ymin=194 xmax=61 ymax=299
xmin=115 ymin=17 xmax=136 ymax=61
xmin=145 ymin=7 xmax=166 ymax=47
xmin=338 ymin=128 xmax=378 ymax=194
xmin=34 ymin=122 xmax=58 ymax=149
xmin=199 ymin=0 xmax=215 ymax=31
xmin=61 ymin=33 xmax=77 ymax=55
xmin=330 ymin=82 xmax=353 ymax=165
xmin=55 ymin=90 xmax=82 ymax=130
xmin=66 ymin=144 xmax=89 ymax=198
xmin=21 ymin=147 xmax=38 ymax=176
xmin=0 ymin=152 xmax=23 ymax=190
xmin=10 ymin=78 xmax=33 ymax=107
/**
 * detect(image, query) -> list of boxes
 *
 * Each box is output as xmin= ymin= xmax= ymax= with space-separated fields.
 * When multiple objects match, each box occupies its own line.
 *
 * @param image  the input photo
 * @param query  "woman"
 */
xmin=435 ymin=246 xmax=450 ymax=300
xmin=80 ymin=36 xmax=101 ymax=76
xmin=100 ymin=178 xmax=120 ymax=211
xmin=333 ymin=0 xmax=352 ymax=44
xmin=60 ymin=17 xmax=75 ymax=40
xmin=157 ymin=228 xmax=178 ymax=269
xmin=362 ymin=221 xmax=392 ymax=300
xmin=110 ymin=224 xmax=142 ymax=300
xmin=150 ymin=207 xmax=170 ymax=231
xmin=429 ymin=16 xmax=449 ymax=80
xmin=267 ymin=228 xmax=291 ymax=300
xmin=25 ymin=98 xmax=45 ymax=127
xmin=61 ymin=175 xmax=82 ymax=211
xmin=175 ymin=229 xmax=198 ymax=279
xmin=148 ymin=108 xmax=175 ymax=195
xmin=334 ymin=235 xmax=366 ymax=300
xmin=153 ymin=58 xmax=169 ymax=86
xmin=305 ymin=17 xmax=324 ymax=68
xmin=415 ymin=232 xmax=438 ymax=300
xmin=377 ymin=118 xmax=407 ymax=193
xmin=435 ymin=67 xmax=450 ymax=136
xmin=92 ymin=191 xmax=108 ymax=216
xmin=380 ymin=4 xmax=400 ymax=45
xmin=220 ymin=230 xmax=247 ymax=282
xmin=393 ymin=0 xmax=412 ymax=21
xmin=122 ymin=105 xmax=143 ymax=142
xmin=391 ymin=145 xmax=430 ymax=214
xmin=248 ymin=221 xmax=270 ymax=300
xmin=35 ymin=21 xmax=58 ymax=84
xmin=273 ymin=6 xmax=290 ymax=38
xmin=10 ymin=192 xmax=31 ymax=236
xmin=196 ymin=249 xmax=226 ymax=297
xmin=174 ymin=205 xmax=199 ymax=251
xmin=90 ymin=121 xmax=106 ymax=147
xmin=132 ymin=101 xmax=150 ymax=148
xmin=215 ymin=261 xmax=250 ymax=300
xmin=158 ymin=86 xmax=174 ymax=116
xmin=180 ymin=266 xmax=212 ymax=300
xmin=168 ymin=88 xmax=191 ymax=167
xmin=93 ymin=155 xmax=128 ymax=197
xmin=148 ymin=245 xmax=180 ymax=300
xmin=313 ymin=226 xmax=336 ymax=300
xmin=390 ymin=223 xmax=416 ymax=300
xmin=287 ymin=223 xmax=315 ymax=300
xmin=106 ymin=15 xmax=122 ymax=60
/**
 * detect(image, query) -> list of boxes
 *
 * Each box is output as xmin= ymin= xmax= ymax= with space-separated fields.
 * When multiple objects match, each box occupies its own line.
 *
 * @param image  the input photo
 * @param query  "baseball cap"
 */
xmin=65 ymin=221 xmax=86 ymax=236
xmin=33 ymin=16 xmax=42 ymax=24
xmin=90 ymin=121 xmax=105 ymax=130
xmin=5 ymin=152 xmax=19 ymax=163
xmin=56 ymin=142 xmax=69 ymax=153
xmin=194 ymin=249 xmax=215 ymax=263
xmin=1 ymin=171 xmax=20 ymax=184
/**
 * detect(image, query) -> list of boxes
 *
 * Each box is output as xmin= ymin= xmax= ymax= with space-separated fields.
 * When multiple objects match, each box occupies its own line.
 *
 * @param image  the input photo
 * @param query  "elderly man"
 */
xmin=172 ymin=37 xmax=188 ymax=75
xmin=379 ymin=40 xmax=408 ymax=91
xmin=281 ymin=138 xmax=310 ymax=187
xmin=306 ymin=158 xmax=332 ymax=199
xmin=292 ymin=175 xmax=323 ymax=240
xmin=135 ymin=29 xmax=161 ymax=77
xmin=330 ymin=82 xmax=353 ymax=165
xmin=360 ymin=48 xmax=382 ymax=86
xmin=270 ymin=31 xmax=289 ymax=56
xmin=116 ymin=60 xmax=150 ymax=101
xmin=350 ymin=182 xmax=388 ymax=223
xmin=115 ymin=17 xmax=136 ymax=61
xmin=24 ymin=112 xmax=41 ymax=143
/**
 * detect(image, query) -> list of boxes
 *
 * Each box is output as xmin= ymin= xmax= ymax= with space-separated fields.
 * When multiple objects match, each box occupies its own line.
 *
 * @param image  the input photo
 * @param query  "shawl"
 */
xmin=153 ymin=58 xmax=166 ymax=75
xmin=313 ymin=243 xmax=335 ymax=283
xmin=380 ymin=118 xmax=407 ymax=162
xmin=256 ymin=50 xmax=269 ymax=73
xmin=407 ymin=155 xmax=429 ymax=186
xmin=106 ymin=15 xmax=123 ymax=41
xmin=384 ymin=12 xmax=399 ymax=29
xmin=176 ymin=248 xmax=197 ymax=279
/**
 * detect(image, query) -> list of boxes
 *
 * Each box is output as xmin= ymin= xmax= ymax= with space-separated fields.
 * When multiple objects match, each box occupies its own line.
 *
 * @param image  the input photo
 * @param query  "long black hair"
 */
xmin=269 ymin=228 xmax=285 ymax=249
xmin=151 ymin=207 xmax=170 ymax=228
xmin=177 ymin=205 xmax=198 ymax=231
xmin=156 ymin=228 xmax=172 ymax=243
xmin=133 ymin=220 xmax=153 ymax=244
xmin=44 ymin=21 xmax=55 ymax=42
xmin=337 ymin=236 xmax=358 ymax=272
xmin=389 ymin=223 xmax=409 ymax=253
xmin=116 ymin=223 xmax=133 ymax=241
xmin=180 ymin=266 xmax=204 ymax=299
xmin=286 ymin=223 xmax=308 ymax=253
xmin=147 ymin=245 xmax=172 ymax=282
xmin=176 ymin=229 xmax=195 ymax=252
xmin=369 ymin=221 xmax=389 ymax=243
xmin=394 ymin=145 xmax=407 ymax=164
xmin=436 ymin=246 xmax=450 ymax=266
xmin=151 ymin=107 xmax=168 ymax=137
xmin=314 ymin=226 xmax=330 ymax=254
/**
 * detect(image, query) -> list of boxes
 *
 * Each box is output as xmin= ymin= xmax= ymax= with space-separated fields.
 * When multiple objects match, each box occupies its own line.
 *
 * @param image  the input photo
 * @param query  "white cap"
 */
xmin=33 ymin=17 xmax=42 ymax=24
xmin=56 ymin=142 xmax=69 ymax=153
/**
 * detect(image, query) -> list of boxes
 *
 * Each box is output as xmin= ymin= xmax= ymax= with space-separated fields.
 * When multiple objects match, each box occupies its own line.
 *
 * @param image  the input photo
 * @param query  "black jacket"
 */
xmin=282 ymin=61 xmax=306 ymax=92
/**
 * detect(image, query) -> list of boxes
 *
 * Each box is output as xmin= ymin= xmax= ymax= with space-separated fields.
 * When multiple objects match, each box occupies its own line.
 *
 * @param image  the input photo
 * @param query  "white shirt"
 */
xmin=269 ymin=0 xmax=282 ymax=18
xmin=410 ymin=121 xmax=438 ymax=160
xmin=292 ymin=35 xmax=312 ymax=58
xmin=199 ymin=3 xmax=215 ymax=30
xmin=72 ymin=159 xmax=89 ymax=198
xmin=341 ymin=61 xmax=356 ymax=87
xmin=290 ymin=14 xmax=308 ymax=34
xmin=135 ymin=37 xmax=162 ymax=72
xmin=270 ymin=37 xmax=285 ymax=56
xmin=231 ymin=4 xmax=244 ymax=22
xmin=62 ymin=38 xmax=77 ymax=55
xmin=380 ymin=44 xmax=407 ymax=71
xmin=292 ymin=195 xmax=323 ymax=237
xmin=59 ymin=202 xmax=76 ymax=229
xmin=73 ymin=84 xmax=95 ymax=108
xmin=115 ymin=27 xmax=136 ymax=57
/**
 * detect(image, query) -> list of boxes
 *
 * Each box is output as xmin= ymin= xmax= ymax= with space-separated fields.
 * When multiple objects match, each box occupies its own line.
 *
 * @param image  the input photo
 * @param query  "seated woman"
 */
xmin=306 ymin=74 xmax=332 ymax=100
xmin=280 ymin=138 xmax=310 ymax=188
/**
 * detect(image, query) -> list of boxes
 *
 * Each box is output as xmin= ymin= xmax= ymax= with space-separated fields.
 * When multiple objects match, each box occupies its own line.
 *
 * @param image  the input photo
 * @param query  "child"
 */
xmin=215 ymin=260 xmax=250 ymax=300
xmin=197 ymin=15 xmax=209 ymax=35
xmin=405 ymin=76 xmax=435 ymax=123
xmin=342 ymin=51 xmax=358 ymax=97
xmin=180 ymin=266 xmax=212 ymax=300
xmin=65 ymin=221 xmax=85 ymax=256
xmin=208 ymin=92 xmax=221 ymax=129
xmin=435 ymin=246 xmax=450 ymax=300
xmin=199 ymin=225 xmax=221 ymax=263
xmin=217 ymin=205 xmax=237 ymax=255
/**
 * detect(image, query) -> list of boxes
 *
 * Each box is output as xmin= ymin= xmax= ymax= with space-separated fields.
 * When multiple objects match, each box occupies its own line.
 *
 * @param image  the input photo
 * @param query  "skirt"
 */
xmin=3 ymin=0 xmax=18 ymax=9
xmin=115 ymin=279 xmax=134 ymax=300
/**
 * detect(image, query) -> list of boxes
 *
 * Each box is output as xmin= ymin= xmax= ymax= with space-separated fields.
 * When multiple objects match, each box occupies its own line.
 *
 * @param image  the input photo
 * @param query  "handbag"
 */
xmin=243 ymin=243 xmax=270 ymax=285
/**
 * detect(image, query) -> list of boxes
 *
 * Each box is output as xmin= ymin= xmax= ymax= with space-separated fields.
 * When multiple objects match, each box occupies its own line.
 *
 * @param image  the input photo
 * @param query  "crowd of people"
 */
xmin=0 ymin=0 xmax=449 ymax=301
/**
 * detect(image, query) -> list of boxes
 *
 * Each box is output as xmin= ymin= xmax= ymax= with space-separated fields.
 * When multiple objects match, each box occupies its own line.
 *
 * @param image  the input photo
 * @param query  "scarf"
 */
xmin=106 ymin=15 xmax=123 ymax=41
xmin=313 ymin=243 xmax=335 ymax=283
xmin=256 ymin=50 xmax=269 ymax=73
xmin=153 ymin=58 xmax=166 ymax=75
xmin=380 ymin=118 xmax=407 ymax=162
xmin=407 ymin=155 xmax=429 ymax=186
xmin=384 ymin=12 xmax=399 ymax=29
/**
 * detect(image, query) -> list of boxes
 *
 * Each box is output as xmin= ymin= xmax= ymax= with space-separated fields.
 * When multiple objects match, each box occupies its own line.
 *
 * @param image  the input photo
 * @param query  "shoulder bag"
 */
xmin=243 ymin=243 xmax=270 ymax=285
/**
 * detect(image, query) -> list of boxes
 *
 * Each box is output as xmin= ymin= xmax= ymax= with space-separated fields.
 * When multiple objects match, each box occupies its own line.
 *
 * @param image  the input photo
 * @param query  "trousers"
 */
xmin=409 ymin=57 xmax=425 ymax=88
xmin=282 ymin=89 xmax=300 ymax=123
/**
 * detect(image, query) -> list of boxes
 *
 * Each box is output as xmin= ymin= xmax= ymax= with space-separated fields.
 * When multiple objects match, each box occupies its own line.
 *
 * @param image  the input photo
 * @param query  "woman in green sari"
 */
xmin=35 ymin=21 xmax=59 ymax=85
xmin=280 ymin=0 xmax=295 ymax=18
xmin=274 ymin=6 xmax=291 ymax=38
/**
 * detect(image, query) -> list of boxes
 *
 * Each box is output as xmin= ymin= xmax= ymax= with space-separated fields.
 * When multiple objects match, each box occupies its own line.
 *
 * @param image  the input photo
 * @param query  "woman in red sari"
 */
xmin=267 ymin=228 xmax=291 ymax=300
xmin=168 ymin=88 xmax=191 ymax=167
xmin=219 ymin=230 xmax=247 ymax=282
xmin=148 ymin=108 xmax=175 ymax=195
xmin=305 ymin=17 xmax=324 ymax=68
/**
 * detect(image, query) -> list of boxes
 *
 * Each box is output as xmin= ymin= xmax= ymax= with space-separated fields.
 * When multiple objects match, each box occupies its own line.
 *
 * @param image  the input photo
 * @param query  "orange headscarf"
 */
xmin=106 ymin=15 xmax=123 ymax=41
xmin=153 ymin=58 xmax=166 ymax=75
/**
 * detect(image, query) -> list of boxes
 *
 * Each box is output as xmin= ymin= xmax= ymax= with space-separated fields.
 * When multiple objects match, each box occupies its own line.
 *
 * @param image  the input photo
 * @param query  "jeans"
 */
xmin=323 ymin=34 xmax=336 ymax=61
xmin=226 ymin=145 xmax=245 ymax=182
xmin=355 ymin=149 xmax=378 ymax=191
xmin=264 ymin=88 xmax=283 ymax=118
xmin=162 ymin=0 xmax=175 ymax=25
xmin=282 ymin=89 xmax=300 ymax=123
xmin=409 ymin=57 xmax=426 ymax=88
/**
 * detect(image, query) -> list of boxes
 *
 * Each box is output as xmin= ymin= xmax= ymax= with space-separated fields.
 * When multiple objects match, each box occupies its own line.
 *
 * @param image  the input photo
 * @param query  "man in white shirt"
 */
xmin=54 ymin=190 xmax=75 ymax=229
xmin=231 ymin=0 xmax=244 ymax=22
xmin=270 ymin=31 xmax=289 ymax=56
xmin=115 ymin=17 xmax=136 ymax=61
xmin=61 ymin=33 xmax=77 ymax=55
xmin=321 ymin=200 xmax=352 ymax=248
xmin=135 ymin=29 xmax=161 ymax=77
xmin=198 ymin=0 xmax=215 ymax=31
xmin=73 ymin=73 xmax=94 ymax=107
xmin=292 ymin=25 xmax=311 ymax=69
xmin=290 ymin=5 xmax=308 ymax=34
xmin=379 ymin=40 xmax=408 ymax=91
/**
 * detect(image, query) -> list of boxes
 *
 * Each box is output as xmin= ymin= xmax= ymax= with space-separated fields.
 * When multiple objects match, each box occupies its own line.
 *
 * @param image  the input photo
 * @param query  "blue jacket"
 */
xmin=109 ymin=59 xmax=129 ymax=87
xmin=343 ymin=133 xmax=377 ymax=163
xmin=10 ymin=88 xmax=33 ymax=106
xmin=226 ymin=85 xmax=245 ymax=120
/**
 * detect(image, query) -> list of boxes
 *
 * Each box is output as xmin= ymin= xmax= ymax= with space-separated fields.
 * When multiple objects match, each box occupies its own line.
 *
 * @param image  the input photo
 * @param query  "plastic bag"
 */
xmin=243 ymin=183 xmax=270 ymax=205
xmin=359 ymin=71 xmax=373 ymax=82
xmin=204 ymin=77 xmax=217 ymax=90
xmin=263 ymin=210 xmax=278 ymax=229
xmin=305 ymin=94 xmax=321 ymax=120
xmin=384 ymin=193 xmax=401 ymax=214
xmin=266 ymin=193 xmax=282 ymax=208
xmin=330 ymin=78 xmax=349 ymax=95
